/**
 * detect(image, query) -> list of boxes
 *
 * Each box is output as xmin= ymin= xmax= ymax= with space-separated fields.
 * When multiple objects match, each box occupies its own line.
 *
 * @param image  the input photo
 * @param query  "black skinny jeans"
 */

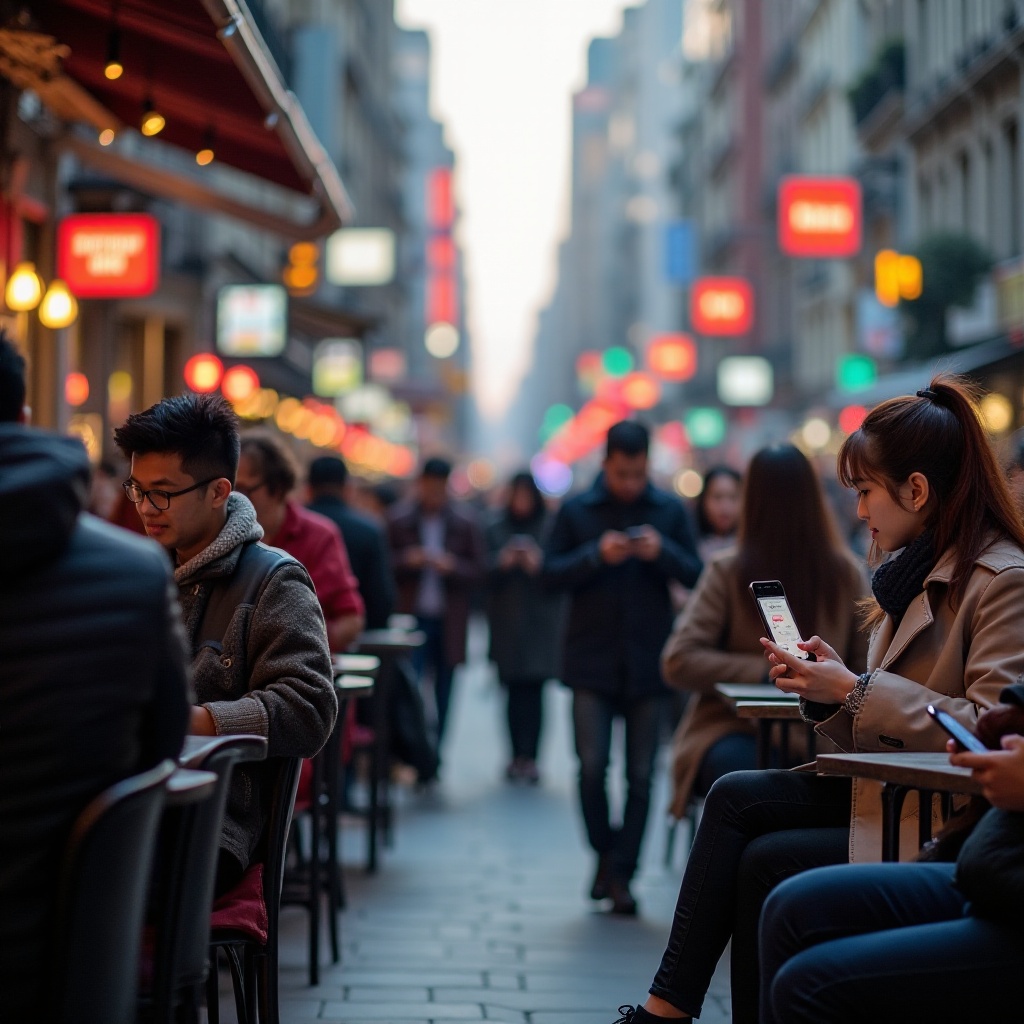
xmin=505 ymin=678 xmax=545 ymax=760
xmin=649 ymin=769 xmax=851 ymax=1023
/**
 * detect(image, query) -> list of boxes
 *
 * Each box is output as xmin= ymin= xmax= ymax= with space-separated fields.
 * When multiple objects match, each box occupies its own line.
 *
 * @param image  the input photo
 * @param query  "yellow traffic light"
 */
xmin=875 ymin=249 xmax=922 ymax=306
xmin=283 ymin=242 xmax=320 ymax=296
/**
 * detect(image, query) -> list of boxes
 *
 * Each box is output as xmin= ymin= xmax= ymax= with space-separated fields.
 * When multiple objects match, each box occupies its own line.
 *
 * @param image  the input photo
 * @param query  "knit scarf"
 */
xmin=871 ymin=529 xmax=936 ymax=621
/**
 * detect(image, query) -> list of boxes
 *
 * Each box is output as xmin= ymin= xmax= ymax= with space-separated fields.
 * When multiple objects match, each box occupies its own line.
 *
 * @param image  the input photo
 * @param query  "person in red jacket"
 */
xmin=237 ymin=432 xmax=364 ymax=651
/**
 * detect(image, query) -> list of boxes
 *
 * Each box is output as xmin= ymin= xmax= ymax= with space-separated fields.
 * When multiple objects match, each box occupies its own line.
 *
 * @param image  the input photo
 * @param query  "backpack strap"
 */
xmin=197 ymin=541 xmax=297 ymax=647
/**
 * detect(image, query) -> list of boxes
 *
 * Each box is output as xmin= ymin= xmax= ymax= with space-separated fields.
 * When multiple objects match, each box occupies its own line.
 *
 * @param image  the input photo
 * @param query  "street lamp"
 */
xmin=5 ymin=262 xmax=43 ymax=311
xmin=38 ymin=280 xmax=79 ymax=329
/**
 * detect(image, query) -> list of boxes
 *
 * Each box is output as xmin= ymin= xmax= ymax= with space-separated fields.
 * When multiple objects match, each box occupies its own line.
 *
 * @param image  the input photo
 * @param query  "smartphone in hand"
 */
xmin=927 ymin=704 xmax=988 ymax=753
xmin=626 ymin=526 xmax=647 ymax=540
xmin=748 ymin=580 xmax=816 ymax=661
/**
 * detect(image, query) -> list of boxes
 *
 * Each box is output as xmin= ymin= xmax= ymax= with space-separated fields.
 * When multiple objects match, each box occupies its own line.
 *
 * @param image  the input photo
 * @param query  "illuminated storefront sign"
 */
xmin=216 ymin=285 xmax=288 ymax=357
xmin=778 ymin=176 xmax=862 ymax=258
xmin=691 ymin=277 xmax=754 ymax=336
xmin=57 ymin=214 xmax=160 ymax=298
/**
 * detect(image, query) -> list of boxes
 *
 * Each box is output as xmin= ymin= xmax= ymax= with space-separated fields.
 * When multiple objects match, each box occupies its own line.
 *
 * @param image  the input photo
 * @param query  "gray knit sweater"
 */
xmin=177 ymin=493 xmax=337 ymax=869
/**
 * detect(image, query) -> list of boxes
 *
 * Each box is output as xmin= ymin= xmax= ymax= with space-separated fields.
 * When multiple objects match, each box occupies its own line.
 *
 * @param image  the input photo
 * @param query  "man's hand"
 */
xmin=498 ymin=544 xmax=519 ymax=570
xmin=761 ymin=635 xmax=858 ymax=704
xmin=975 ymin=702 xmax=1024 ymax=749
xmin=189 ymin=705 xmax=217 ymax=736
xmin=431 ymin=551 xmax=456 ymax=575
xmin=404 ymin=546 xmax=426 ymax=569
xmin=949 ymin=734 xmax=1024 ymax=811
xmin=630 ymin=525 xmax=662 ymax=562
xmin=599 ymin=530 xmax=631 ymax=565
xmin=520 ymin=543 xmax=543 ymax=575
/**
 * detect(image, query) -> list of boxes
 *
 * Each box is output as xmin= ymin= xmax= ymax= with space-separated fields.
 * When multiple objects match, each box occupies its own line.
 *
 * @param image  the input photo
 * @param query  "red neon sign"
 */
xmin=427 ymin=168 xmax=454 ymax=229
xmin=57 ymin=214 xmax=160 ymax=298
xmin=691 ymin=278 xmax=754 ymax=336
xmin=647 ymin=333 xmax=697 ymax=381
xmin=427 ymin=273 xmax=458 ymax=325
xmin=778 ymin=176 xmax=862 ymax=258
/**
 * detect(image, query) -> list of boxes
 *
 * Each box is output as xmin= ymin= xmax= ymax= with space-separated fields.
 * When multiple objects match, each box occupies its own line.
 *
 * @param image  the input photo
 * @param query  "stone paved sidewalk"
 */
xmin=216 ymin=635 xmax=731 ymax=1023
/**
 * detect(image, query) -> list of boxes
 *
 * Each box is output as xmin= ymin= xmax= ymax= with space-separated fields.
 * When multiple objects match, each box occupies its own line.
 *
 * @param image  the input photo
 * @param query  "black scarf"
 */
xmin=871 ymin=529 xmax=936 ymax=621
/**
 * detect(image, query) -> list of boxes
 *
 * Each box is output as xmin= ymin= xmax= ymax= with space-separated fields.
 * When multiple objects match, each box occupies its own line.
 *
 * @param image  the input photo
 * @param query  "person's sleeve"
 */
xmin=448 ymin=515 xmax=487 ymax=586
xmin=542 ymin=504 xmax=603 ymax=591
xmin=1001 ymin=683 xmax=1024 ymax=706
xmin=654 ymin=503 xmax=703 ymax=587
xmin=847 ymin=567 xmax=1024 ymax=752
xmin=316 ymin=527 xmax=365 ymax=621
xmin=363 ymin=526 xmax=396 ymax=628
xmin=389 ymin=516 xmax=422 ymax=582
xmin=660 ymin=559 xmax=764 ymax=692
xmin=204 ymin=564 xmax=338 ymax=758
xmin=138 ymin=563 xmax=192 ymax=766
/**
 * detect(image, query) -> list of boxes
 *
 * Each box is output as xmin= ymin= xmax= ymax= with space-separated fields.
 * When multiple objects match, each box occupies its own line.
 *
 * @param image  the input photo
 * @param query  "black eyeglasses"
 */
xmin=123 ymin=477 xmax=218 ymax=511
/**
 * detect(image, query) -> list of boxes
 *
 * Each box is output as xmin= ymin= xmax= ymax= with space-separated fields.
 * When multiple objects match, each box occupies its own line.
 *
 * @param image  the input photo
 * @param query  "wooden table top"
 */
xmin=332 ymin=653 xmax=381 ymax=677
xmin=715 ymin=683 xmax=800 ymax=707
xmin=815 ymin=752 xmax=983 ymax=795
xmin=335 ymin=674 xmax=375 ymax=699
xmin=179 ymin=734 xmax=268 ymax=768
xmin=734 ymin=700 xmax=804 ymax=720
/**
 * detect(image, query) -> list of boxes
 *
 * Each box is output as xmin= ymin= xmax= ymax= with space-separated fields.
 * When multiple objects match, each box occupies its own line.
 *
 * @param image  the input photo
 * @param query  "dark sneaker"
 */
xmin=607 ymin=877 xmax=638 ymax=916
xmin=589 ymin=852 xmax=613 ymax=900
xmin=520 ymin=758 xmax=540 ymax=785
xmin=612 ymin=1006 xmax=686 ymax=1022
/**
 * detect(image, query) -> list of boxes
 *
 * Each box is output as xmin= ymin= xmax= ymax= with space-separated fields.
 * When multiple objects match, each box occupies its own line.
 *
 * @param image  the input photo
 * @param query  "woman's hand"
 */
xmin=759 ymin=635 xmax=859 ymax=704
xmin=948 ymin=734 xmax=1024 ymax=812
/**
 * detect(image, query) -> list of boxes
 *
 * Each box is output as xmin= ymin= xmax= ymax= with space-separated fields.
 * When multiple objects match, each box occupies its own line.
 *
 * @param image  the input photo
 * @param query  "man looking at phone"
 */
xmin=544 ymin=420 xmax=702 ymax=914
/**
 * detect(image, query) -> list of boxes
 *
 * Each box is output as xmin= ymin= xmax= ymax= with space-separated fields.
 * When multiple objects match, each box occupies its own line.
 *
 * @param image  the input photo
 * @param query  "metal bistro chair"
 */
xmin=207 ymin=756 xmax=302 ymax=1024
xmin=146 ymin=736 xmax=267 ymax=1024
xmin=49 ymin=758 xmax=177 ymax=1024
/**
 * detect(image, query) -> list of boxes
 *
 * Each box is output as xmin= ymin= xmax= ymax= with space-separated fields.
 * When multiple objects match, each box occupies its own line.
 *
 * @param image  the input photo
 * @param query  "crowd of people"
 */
xmin=3 ymin=327 xmax=1024 ymax=1022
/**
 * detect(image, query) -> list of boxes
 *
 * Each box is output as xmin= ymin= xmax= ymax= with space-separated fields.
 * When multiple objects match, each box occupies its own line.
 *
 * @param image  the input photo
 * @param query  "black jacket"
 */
xmin=0 ymin=425 xmax=191 ymax=1021
xmin=543 ymin=473 xmax=702 ymax=699
xmin=307 ymin=495 xmax=395 ymax=629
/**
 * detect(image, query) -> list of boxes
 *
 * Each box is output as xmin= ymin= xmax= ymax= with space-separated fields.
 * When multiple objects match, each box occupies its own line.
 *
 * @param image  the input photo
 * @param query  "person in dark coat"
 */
xmin=0 ymin=334 xmax=191 ymax=1021
xmin=388 ymin=457 xmax=486 ymax=749
xmin=307 ymin=454 xmax=396 ymax=629
xmin=485 ymin=471 xmax=564 ymax=784
xmin=543 ymin=420 xmax=702 ymax=915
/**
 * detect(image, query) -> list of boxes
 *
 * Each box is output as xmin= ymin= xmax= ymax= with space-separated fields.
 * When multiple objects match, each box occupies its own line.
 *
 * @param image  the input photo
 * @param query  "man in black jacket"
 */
xmin=0 ymin=337 xmax=192 ymax=1020
xmin=544 ymin=420 xmax=702 ymax=914
xmin=307 ymin=454 xmax=395 ymax=629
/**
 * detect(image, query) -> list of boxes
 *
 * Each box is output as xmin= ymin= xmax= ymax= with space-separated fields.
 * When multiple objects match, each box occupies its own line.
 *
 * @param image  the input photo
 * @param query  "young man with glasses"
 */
xmin=115 ymin=392 xmax=337 ymax=894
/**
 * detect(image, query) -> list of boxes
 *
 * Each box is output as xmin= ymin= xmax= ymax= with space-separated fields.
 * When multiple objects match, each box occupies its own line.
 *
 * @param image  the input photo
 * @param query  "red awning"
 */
xmin=18 ymin=0 xmax=351 ymax=236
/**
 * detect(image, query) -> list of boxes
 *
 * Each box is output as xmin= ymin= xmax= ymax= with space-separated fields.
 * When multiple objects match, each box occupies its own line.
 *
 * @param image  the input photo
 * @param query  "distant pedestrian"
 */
xmin=237 ymin=433 xmax=365 ymax=651
xmin=115 ymin=393 xmax=337 ymax=896
xmin=692 ymin=465 xmax=741 ymax=561
xmin=1 ymin=334 xmax=191 ymax=1020
xmin=307 ymin=454 xmax=396 ymax=629
xmin=485 ymin=471 xmax=564 ymax=784
xmin=388 ymin=457 xmax=486 ymax=752
xmin=544 ymin=421 xmax=702 ymax=915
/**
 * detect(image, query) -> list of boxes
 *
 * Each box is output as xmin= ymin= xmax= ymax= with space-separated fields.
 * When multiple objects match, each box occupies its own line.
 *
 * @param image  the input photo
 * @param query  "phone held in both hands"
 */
xmin=748 ymin=580 xmax=816 ymax=661
xmin=927 ymin=704 xmax=988 ymax=753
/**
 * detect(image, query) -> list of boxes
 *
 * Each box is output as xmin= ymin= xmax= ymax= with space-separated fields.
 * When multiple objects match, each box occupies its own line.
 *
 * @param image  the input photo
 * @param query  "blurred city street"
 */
xmin=257 ymin=621 xmax=731 ymax=1024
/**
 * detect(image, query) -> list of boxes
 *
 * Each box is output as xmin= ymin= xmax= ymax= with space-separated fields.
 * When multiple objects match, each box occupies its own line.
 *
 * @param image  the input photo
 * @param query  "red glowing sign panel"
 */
xmin=427 ymin=168 xmax=454 ymax=229
xmin=428 ymin=236 xmax=456 ymax=271
xmin=691 ymin=278 xmax=754 ymax=336
xmin=427 ymin=273 xmax=458 ymax=325
xmin=778 ymin=176 xmax=862 ymax=258
xmin=58 ymin=214 xmax=160 ymax=298
xmin=647 ymin=333 xmax=697 ymax=381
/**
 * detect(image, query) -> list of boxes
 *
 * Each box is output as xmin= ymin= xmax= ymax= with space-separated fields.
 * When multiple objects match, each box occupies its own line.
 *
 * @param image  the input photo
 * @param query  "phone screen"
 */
xmin=756 ymin=595 xmax=812 ymax=660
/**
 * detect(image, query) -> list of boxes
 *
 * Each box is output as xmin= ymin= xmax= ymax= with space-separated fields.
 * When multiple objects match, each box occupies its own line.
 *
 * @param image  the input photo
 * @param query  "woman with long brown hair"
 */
xmin=610 ymin=376 xmax=1024 ymax=1024
xmin=662 ymin=445 xmax=868 ymax=818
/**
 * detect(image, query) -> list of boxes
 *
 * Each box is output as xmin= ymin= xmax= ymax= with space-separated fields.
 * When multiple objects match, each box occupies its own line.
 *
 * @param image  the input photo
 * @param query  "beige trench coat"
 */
xmin=662 ymin=548 xmax=869 ymax=818
xmin=814 ymin=535 xmax=1024 ymax=861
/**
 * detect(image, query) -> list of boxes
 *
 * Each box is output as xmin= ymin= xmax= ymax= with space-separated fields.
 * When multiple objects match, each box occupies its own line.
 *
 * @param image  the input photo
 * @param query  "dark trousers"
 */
xmin=760 ymin=862 xmax=1024 ymax=1023
xmin=692 ymin=732 xmax=757 ymax=798
xmin=572 ymin=689 xmax=662 ymax=882
xmin=415 ymin=615 xmax=455 ymax=744
xmin=649 ymin=770 xmax=851 ymax=1023
xmin=505 ymin=678 xmax=545 ymax=760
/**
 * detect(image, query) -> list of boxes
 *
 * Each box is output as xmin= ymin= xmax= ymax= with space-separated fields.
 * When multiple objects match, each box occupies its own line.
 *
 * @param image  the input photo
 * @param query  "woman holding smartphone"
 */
xmin=611 ymin=376 xmax=1024 ymax=1024
xmin=662 ymin=445 xmax=867 ymax=821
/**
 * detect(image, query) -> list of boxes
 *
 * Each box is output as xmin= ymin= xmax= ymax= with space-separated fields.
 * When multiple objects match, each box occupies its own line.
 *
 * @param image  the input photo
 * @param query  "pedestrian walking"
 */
xmin=307 ymin=454 xmax=395 ymax=630
xmin=485 ymin=471 xmax=564 ymax=784
xmin=611 ymin=375 xmax=1024 ymax=1024
xmin=662 ymin=445 xmax=868 ymax=820
xmin=1 ymin=335 xmax=191 ymax=1021
xmin=237 ymin=433 xmax=365 ymax=650
xmin=114 ymin=393 xmax=337 ymax=896
xmin=388 ymin=457 xmax=486 ymax=753
xmin=544 ymin=420 xmax=702 ymax=915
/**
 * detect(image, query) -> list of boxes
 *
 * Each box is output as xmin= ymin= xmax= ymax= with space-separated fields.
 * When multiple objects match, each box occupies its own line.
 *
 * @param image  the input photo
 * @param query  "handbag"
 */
xmin=954 ymin=806 xmax=1024 ymax=923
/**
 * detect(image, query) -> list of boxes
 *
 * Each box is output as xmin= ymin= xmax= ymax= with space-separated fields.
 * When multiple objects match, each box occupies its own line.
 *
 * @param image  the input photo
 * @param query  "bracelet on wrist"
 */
xmin=843 ymin=672 xmax=872 ymax=717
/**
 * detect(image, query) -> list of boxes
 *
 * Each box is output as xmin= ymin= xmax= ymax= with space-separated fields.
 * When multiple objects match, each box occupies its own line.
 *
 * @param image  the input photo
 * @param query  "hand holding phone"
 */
xmin=749 ymin=580 xmax=816 ymax=661
xmin=626 ymin=526 xmax=647 ymax=540
xmin=927 ymin=704 xmax=988 ymax=753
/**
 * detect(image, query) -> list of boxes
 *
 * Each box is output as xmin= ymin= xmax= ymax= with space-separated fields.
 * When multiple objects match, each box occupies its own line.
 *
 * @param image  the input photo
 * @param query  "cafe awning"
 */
xmin=9 ymin=0 xmax=352 ymax=238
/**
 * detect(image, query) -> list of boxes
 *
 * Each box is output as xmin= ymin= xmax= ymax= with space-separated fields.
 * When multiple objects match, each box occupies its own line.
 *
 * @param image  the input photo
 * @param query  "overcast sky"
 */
xmin=395 ymin=0 xmax=637 ymax=423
